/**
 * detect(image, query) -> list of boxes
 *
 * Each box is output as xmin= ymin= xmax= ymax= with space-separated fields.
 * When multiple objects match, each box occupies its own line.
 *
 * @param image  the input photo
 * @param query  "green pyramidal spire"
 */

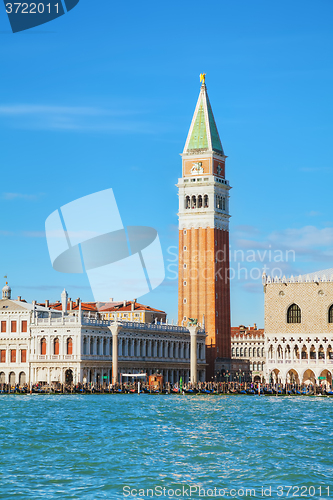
xmin=183 ymin=81 xmax=224 ymax=156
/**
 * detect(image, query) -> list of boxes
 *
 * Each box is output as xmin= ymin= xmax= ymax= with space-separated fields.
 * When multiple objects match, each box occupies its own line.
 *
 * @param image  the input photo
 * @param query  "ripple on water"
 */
xmin=0 ymin=395 xmax=332 ymax=498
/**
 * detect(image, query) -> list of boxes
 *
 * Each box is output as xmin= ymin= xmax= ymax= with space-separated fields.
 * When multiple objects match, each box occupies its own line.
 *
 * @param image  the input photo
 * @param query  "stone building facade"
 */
xmin=231 ymin=324 xmax=265 ymax=382
xmin=0 ymin=285 xmax=206 ymax=386
xmin=263 ymin=269 xmax=333 ymax=385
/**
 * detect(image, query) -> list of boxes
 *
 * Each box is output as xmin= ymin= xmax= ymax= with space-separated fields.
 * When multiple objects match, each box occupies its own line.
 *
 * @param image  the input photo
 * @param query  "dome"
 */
xmin=2 ymin=282 xmax=11 ymax=299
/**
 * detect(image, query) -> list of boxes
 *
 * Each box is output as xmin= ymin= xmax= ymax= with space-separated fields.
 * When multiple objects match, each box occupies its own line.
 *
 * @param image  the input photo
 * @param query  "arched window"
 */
xmin=236 ymin=347 xmax=239 ymax=357
xmin=222 ymin=197 xmax=226 ymax=210
xmin=83 ymin=337 xmax=87 ymax=355
xmin=244 ymin=347 xmax=247 ymax=357
xmin=329 ymin=305 xmax=333 ymax=323
xmin=232 ymin=347 xmax=235 ymax=357
xmin=185 ymin=196 xmax=190 ymax=209
xmin=204 ymin=195 xmax=209 ymax=208
xmin=67 ymin=338 xmax=73 ymax=355
xmin=257 ymin=347 xmax=260 ymax=357
xmin=198 ymin=195 xmax=202 ymax=208
xmin=191 ymin=195 xmax=196 ymax=209
xmin=41 ymin=338 xmax=46 ymax=355
xmin=240 ymin=347 xmax=243 ymax=357
xmin=54 ymin=338 xmax=59 ymax=355
xmin=287 ymin=304 xmax=301 ymax=323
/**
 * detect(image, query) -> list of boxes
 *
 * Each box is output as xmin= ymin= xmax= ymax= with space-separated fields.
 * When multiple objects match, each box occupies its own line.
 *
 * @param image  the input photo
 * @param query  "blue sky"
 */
xmin=0 ymin=0 xmax=333 ymax=327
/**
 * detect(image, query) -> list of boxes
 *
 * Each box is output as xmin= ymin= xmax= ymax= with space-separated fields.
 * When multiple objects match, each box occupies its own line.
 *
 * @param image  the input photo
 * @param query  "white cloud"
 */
xmin=1 ymin=192 xmax=40 ymax=201
xmin=231 ymin=225 xmax=333 ymax=272
xmin=268 ymin=226 xmax=333 ymax=249
xmin=0 ymin=104 xmax=156 ymax=134
xmin=307 ymin=211 xmax=321 ymax=217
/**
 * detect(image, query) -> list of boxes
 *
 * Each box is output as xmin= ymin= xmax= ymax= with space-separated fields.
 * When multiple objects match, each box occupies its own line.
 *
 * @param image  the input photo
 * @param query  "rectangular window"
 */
xmin=0 ymin=350 xmax=5 ymax=363
xmin=11 ymin=321 xmax=17 ymax=333
xmin=21 ymin=349 xmax=27 ymax=363
xmin=1 ymin=321 xmax=6 ymax=333
xmin=21 ymin=321 xmax=27 ymax=333
xmin=11 ymin=350 xmax=16 ymax=363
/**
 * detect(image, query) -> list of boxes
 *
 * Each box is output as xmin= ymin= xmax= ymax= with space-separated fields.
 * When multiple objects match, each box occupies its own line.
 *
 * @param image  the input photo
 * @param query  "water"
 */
xmin=0 ymin=394 xmax=332 ymax=499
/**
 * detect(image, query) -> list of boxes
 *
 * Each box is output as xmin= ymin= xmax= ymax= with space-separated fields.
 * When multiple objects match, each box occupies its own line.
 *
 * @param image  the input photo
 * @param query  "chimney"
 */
xmin=109 ymin=298 xmax=114 ymax=302
xmin=123 ymin=300 xmax=126 ymax=307
xmin=45 ymin=300 xmax=49 ymax=308
xmin=17 ymin=296 xmax=21 ymax=302
xmin=76 ymin=298 xmax=80 ymax=307
xmin=131 ymin=301 xmax=135 ymax=311
xmin=69 ymin=299 xmax=73 ymax=311
xmin=32 ymin=300 xmax=36 ymax=306
xmin=254 ymin=323 xmax=257 ymax=330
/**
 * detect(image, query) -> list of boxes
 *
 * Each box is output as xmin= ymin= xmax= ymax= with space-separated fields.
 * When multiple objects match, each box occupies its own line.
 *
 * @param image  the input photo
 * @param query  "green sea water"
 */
xmin=0 ymin=394 xmax=332 ymax=499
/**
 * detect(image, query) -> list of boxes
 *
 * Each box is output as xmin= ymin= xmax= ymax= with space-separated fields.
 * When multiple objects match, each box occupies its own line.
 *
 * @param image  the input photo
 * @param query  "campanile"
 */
xmin=177 ymin=76 xmax=231 ymax=376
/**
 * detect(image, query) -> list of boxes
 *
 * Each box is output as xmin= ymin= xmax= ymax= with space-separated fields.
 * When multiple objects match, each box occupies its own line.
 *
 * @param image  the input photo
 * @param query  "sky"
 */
xmin=0 ymin=0 xmax=333 ymax=327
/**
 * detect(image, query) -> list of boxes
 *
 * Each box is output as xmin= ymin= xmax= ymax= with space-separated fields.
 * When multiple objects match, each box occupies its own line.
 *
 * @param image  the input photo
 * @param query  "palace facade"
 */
xmin=263 ymin=270 xmax=333 ymax=386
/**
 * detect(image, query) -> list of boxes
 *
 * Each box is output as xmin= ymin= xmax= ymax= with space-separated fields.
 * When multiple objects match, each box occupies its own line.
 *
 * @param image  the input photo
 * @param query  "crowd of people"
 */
xmin=0 ymin=381 xmax=332 ymax=395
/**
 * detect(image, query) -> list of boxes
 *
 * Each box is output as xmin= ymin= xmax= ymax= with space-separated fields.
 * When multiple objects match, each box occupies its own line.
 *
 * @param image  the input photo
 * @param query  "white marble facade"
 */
xmin=0 ymin=286 xmax=206 ymax=386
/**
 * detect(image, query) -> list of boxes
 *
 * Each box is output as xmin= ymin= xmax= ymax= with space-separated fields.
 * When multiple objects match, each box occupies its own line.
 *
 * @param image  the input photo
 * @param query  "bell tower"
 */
xmin=177 ymin=76 xmax=231 ymax=376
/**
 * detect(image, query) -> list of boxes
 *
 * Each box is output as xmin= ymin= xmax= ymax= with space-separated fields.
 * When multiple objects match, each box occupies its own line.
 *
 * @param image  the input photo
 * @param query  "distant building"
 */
xmin=231 ymin=324 xmax=265 ymax=382
xmin=44 ymin=298 xmax=167 ymax=324
xmin=263 ymin=270 xmax=333 ymax=386
xmin=99 ymin=300 xmax=166 ymax=324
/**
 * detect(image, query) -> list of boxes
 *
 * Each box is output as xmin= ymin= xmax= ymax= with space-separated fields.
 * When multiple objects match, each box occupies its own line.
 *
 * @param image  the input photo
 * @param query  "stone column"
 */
xmin=188 ymin=325 xmax=199 ymax=385
xmin=110 ymin=322 xmax=122 ymax=385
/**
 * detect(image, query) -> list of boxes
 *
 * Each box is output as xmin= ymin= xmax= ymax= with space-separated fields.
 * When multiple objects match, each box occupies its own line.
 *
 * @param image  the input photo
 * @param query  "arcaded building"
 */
xmin=263 ymin=269 xmax=333 ymax=385
xmin=0 ymin=284 xmax=206 ymax=386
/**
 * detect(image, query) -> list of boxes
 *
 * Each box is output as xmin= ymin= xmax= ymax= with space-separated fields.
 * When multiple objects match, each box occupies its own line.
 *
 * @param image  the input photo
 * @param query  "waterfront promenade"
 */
xmin=1 ymin=381 xmax=332 ymax=396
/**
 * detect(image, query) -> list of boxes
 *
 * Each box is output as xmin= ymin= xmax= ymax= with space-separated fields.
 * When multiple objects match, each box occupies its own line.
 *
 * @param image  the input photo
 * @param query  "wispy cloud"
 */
xmin=0 ymin=230 xmax=45 ymax=238
xmin=0 ymin=103 xmax=156 ymax=134
xmin=307 ymin=211 xmax=321 ymax=217
xmin=1 ymin=192 xmax=42 ymax=201
xmin=299 ymin=167 xmax=331 ymax=173
xmin=231 ymin=224 xmax=333 ymax=269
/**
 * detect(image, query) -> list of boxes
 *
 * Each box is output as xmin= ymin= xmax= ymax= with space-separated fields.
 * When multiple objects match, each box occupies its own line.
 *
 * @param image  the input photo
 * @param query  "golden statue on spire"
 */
xmin=200 ymin=73 xmax=206 ymax=84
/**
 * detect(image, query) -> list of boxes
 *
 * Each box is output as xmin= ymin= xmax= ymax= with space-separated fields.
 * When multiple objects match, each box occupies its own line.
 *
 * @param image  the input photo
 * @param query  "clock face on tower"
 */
xmin=191 ymin=162 xmax=204 ymax=174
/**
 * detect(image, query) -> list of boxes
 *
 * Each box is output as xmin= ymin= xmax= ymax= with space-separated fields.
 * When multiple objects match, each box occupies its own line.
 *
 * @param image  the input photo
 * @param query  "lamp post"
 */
xmin=223 ymin=370 xmax=230 ymax=392
xmin=235 ymin=370 xmax=245 ymax=388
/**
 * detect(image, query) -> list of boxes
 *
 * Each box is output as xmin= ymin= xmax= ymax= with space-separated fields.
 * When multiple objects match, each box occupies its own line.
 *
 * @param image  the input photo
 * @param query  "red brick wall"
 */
xmin=178 ymin=226 xmax=231 ymax=371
